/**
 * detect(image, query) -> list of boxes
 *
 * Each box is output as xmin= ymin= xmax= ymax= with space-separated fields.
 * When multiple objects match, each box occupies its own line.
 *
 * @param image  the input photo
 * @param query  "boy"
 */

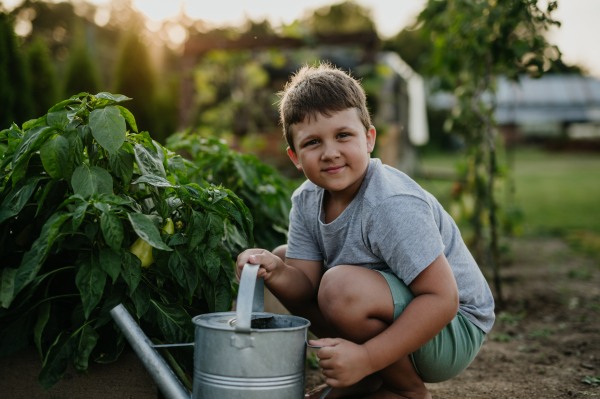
xmin=235 ymin=64 xmax=495 ymax=399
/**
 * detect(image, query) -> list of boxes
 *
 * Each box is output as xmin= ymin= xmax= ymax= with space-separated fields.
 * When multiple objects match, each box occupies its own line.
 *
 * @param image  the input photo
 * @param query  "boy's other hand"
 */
xmin=235 ymin=249 xmax=283 ymax=283
xmin=310 ymin=338 xmax=374 ymax=388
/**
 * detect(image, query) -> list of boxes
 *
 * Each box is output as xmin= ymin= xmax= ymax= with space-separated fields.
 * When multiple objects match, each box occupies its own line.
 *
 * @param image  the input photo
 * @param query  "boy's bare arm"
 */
xmin=315 ymin=253 xmax=459 ymax=387
xmin=236 ymin=249 xmax=323 ymax=304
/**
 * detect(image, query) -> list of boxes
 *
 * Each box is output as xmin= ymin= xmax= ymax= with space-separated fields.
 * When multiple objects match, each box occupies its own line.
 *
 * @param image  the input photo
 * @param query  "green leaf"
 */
xmin=92 ymin=201 xmax=109 ymax=215
xmin=66 ymin=118 xmax=82 ymax=131
xmin=48 ymin=98 xmax=79 ymax=112
xmin=38 ymin=332 xmax=75 ymax=391
xmin=207 ymin=213 xmax=224 ymax=249
xmin=45 ymin=212 xmax=72 ymax=254
xmin=12 ymin=125 xmax=54 ymax=168
xmin=121 ymin=250 xmax=142 ymax=293
xmin=35 ymin=179 xmax=59 ymax=217
xmin=72 ymin=325 xmax=99 ymax=371
xmin=203 ymin=250 xmax=220 ymax=283
xmin=132 ymin=174 xmax=177 ymax=188
xmin=133 ymin=144 xmax=167 ymax=178
xmin=109 ymin=149 xmax=133 ymax=185
xmin=40 ymin=135 xmax=69 ymax=179
xmin=95 ymin=92 xmax=132 ymax=103
xmin=71 ymin=164 xmax=113 ymax=199
xmin=187 ymin=211 xmax=207 ymax=251
xmin=168 ymin=232 xmax=187 ymax=246
xmin=84 ymin=223 xmax=99 ymax=242
xmin=11 ymin=212 xmax=71 ymax=302
xmin=22 ymin=115 xmax=48 ymax=131
xmin=103 ymin=195 xmax=132 ymax=206
xmin=95 ymin=284 xmax=126 ymax=329
xmin=34 ymin=302 xmax=52 ymax=358
xmin=64 ymin=130 xmax=84 ymax=181
xmin=115 ymin=105 xmax=138 ymax=133
xmin=46 ymin=109 xmax=71 ymax=131
xmin=150 ymin=300 xmax=193 ymax=343
xmin=130 ymin=283 xmax=150 ymax=318
xmin=72 ymin=201 xmax=89 ymax=231
xmin=127 ymin=213 xmax=172 ymax=251
xmin=101 ymin=211 xmax=124 ymax=252
xmin=0 ymin=176 xmax=45 ymax=225
xmin=75 ymin=254 xmax=107 ymax=319
xmin=198 ymin=268 xmax=215 ymax=312
xmin=0 ymin=268 xmax=17 ymax=308
xmin=168 ymin=249 xmax=198 ymax=296
xmin=167 ymin=156 xmax=187 ymax=179
xmin=214 ymin=269 xmax=233 ymax=312
xmin=89 ymin=105 xmax=126 ymax=154
xmin=99 ymin=247 xmax=121 ymax=283
xmin=150 ymin=190 xmax=169 ymax=220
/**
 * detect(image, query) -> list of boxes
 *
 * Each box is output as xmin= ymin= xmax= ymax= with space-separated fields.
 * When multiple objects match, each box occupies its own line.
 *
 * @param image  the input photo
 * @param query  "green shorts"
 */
xmin=378 ymin=271 xmax=486 ymax=383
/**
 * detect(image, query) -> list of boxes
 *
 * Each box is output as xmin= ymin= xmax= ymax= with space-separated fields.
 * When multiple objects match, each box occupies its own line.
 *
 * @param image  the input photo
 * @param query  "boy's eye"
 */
xmin=338 ymin=132 xmax=351 ymax=139
xmin=304 ymin=139 xmax=319 ymax=147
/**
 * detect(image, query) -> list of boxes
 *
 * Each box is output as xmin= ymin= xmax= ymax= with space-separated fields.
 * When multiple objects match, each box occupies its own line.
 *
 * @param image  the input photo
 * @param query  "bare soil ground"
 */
xmin=305 ymin=237 xmax=600 ymax=398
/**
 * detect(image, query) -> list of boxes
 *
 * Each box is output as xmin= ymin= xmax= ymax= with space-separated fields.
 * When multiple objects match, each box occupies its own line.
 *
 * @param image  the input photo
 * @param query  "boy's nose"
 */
xmin=321 ymin=144 xmax=340 ymax=161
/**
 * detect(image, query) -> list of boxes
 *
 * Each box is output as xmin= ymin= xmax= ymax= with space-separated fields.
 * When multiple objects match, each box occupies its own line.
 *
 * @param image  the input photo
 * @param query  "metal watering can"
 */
xmin=110 ymin=263 xmax=331 ymax=399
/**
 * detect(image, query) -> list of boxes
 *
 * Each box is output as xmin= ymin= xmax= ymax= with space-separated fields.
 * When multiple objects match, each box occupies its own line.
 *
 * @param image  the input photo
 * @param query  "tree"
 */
xmin=418 ymin=0 xmax=561 ymax=304
xmin=63 ymin=23 xmax=102 ymax=97
xmin=26 ymin=36 xmax=58 ymax=116
xmin=112 ymin=29 xmax=156 ymax=136
xmin=305 ymin=1 xmax=376 ymax=35
xmin=383 ymin=28 xmax=432 ymax=75
xmin=0 ymin=12 xmax=33 ymax=128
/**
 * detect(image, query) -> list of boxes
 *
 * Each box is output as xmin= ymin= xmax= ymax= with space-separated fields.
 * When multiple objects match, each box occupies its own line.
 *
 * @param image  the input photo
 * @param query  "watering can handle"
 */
xmin=235 ymin=263 xmax=264 ymax=333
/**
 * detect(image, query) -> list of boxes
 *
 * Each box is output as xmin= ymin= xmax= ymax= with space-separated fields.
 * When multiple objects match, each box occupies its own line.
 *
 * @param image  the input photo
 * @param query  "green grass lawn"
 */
xmin=416 ymin=147 xmax=600 ymax=235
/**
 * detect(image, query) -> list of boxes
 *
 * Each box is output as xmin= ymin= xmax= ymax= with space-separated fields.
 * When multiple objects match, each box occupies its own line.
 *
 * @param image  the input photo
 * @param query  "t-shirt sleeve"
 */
xmin=286 ymin=197 xmax=323 ymax=261
xmin=367 ymin=195 xmax=445 ymax=285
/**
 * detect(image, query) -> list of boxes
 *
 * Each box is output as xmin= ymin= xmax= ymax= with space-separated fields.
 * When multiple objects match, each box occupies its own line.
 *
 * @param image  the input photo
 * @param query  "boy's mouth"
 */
xmin=322 ymin=165 xmax=345 ymax=174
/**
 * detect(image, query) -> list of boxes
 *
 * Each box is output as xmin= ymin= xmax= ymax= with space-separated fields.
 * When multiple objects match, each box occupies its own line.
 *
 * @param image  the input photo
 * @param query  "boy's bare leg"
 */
xmin=315 ymin=265 xmax=431 ymax=399
xmin=272 ymin=246 xmax=429 ymax=399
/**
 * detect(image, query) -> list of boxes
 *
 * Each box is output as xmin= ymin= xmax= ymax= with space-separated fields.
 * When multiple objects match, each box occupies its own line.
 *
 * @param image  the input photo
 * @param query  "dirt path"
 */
xmin=305 ymin=237 xmax=600 ymax=398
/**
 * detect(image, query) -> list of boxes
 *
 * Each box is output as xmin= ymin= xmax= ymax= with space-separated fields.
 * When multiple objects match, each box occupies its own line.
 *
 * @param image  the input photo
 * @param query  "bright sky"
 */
xmin=3 ymin=0 xmax=599 ymax=77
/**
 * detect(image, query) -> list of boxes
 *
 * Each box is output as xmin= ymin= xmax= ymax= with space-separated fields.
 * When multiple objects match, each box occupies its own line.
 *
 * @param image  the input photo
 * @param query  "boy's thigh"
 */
xmin=378 ymin=271 xmax=486 ymax=383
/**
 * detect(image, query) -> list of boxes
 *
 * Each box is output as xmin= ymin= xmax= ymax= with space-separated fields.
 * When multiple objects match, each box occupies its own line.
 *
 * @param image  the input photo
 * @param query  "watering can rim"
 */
xmin=192 ymin=311 xmax=311 ymax=332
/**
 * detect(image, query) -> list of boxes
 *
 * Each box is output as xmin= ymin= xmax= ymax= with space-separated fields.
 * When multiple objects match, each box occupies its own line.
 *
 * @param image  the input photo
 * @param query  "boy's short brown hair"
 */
xmin=278 ymin=63 xmax=371 ymax=153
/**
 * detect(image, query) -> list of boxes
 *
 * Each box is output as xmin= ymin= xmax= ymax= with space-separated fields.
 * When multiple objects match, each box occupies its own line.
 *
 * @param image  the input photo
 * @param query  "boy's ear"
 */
xmin=366 ymin=125 xmax=376 ymax=154
xmin=287 ymin=147 xmax=302 ymax=171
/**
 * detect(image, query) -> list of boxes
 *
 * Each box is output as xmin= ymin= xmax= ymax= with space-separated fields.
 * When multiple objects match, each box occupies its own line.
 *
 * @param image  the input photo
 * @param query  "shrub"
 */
xmin=0 ymin=93 xmax=253 ymax=390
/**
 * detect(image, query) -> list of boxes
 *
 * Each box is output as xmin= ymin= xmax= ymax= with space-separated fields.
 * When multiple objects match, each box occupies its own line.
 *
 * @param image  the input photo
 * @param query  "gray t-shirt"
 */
xmin=286 ymin=158 xmax=495 ymax=333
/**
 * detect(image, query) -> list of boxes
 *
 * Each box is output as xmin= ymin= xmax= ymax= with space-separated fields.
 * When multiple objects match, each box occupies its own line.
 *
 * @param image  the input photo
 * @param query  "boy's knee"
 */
xmin=318 ymin=266 xmax=362 ymax=319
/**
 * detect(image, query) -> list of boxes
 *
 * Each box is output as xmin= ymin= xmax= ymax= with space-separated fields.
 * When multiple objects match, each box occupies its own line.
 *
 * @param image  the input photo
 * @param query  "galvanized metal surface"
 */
xmin=191 ymin=263 xmax=312 ymax=398
xmin=235 ymin=263 xmax=260 ymax=333
xmin=112 ymin=262 xmax=330 ymax=399
xmin=110 ymin=304 xmax=191 ymax=399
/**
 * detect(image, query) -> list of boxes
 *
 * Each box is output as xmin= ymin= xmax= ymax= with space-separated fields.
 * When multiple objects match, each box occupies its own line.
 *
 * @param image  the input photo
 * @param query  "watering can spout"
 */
xmin=110 ymin=304 xmax=192 ymax=399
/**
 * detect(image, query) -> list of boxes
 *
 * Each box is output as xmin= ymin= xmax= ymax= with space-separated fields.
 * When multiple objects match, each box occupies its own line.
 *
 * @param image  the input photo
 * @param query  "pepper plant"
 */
xmin=0 ymin=92 xmax=254 ymax=390
xmin=167 ymin=132 xmax=297 ymax=251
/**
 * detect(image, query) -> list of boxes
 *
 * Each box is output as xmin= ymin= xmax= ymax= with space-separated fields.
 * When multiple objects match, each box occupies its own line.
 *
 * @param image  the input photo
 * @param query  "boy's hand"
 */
xmin=235 ymin=249 xmax=283 ymax=283
xmin=310 ymin=338 xmax=374 ymax=388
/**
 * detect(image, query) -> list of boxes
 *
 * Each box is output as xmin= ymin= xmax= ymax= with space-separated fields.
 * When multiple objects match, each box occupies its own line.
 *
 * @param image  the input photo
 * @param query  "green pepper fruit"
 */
xmin=130 ymin=237 xmax=154 ymax=268
xmin=162 ymin=218 xmax=175 ymax=235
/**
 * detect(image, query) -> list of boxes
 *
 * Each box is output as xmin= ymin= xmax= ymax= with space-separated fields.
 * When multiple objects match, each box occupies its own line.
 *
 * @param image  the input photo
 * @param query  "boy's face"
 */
xmin=287 ymin=108 xmax=376 ymax=197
